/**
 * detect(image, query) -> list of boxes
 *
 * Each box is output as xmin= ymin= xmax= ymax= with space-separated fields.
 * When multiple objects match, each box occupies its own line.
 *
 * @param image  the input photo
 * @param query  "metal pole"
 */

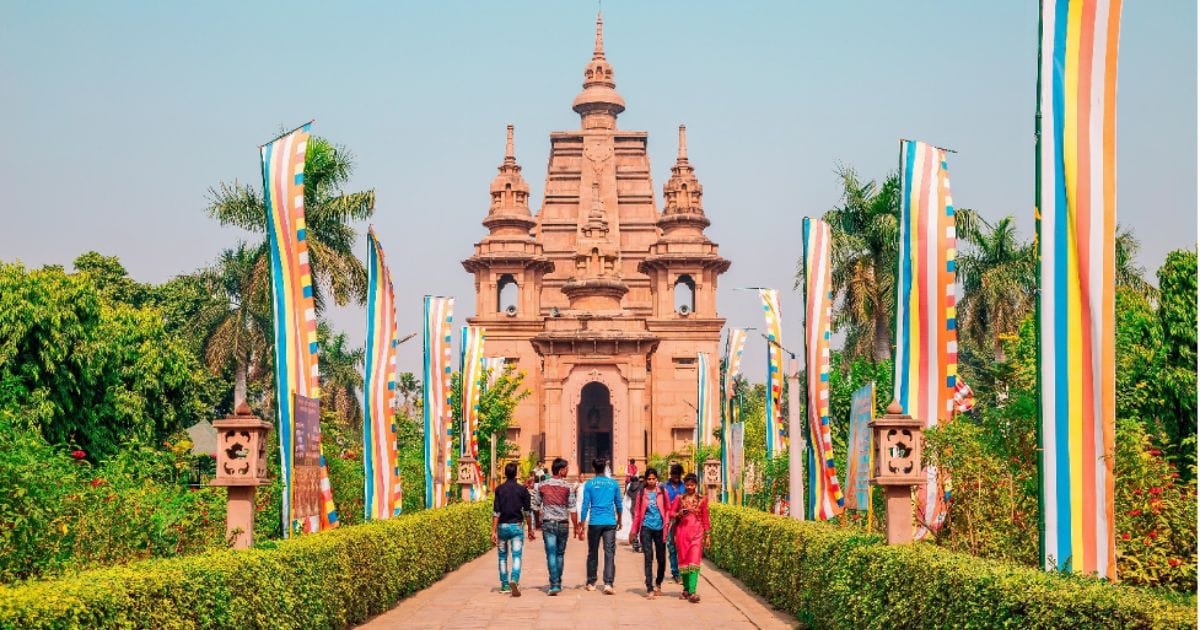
xmin=787 ymin=356 xmax=804 ymax=521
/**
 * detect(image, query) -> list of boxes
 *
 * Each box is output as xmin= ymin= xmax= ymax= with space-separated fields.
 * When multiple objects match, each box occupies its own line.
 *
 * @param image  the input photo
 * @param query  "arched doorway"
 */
xmin=577 ymin=382 xmax=613 ymax=470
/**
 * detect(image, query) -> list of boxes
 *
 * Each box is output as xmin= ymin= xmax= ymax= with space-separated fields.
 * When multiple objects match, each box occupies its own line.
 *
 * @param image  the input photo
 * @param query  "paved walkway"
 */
xmin=360 ymin=532 xmax=797 ymax=629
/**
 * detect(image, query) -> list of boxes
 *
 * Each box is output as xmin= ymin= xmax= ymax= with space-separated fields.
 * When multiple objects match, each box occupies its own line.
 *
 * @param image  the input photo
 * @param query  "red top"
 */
xmin=630 ymin=486 xmax=672 ymax=537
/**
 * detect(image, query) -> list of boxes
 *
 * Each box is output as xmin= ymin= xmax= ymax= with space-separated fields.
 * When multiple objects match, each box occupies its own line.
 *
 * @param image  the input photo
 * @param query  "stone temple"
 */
xmin=462 ymin=14 xmax=729 ymax=476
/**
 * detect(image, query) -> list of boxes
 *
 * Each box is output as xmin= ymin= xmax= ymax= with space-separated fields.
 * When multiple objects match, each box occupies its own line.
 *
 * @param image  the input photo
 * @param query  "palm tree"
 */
xmin=816 ymin=166 xmax=901 ymax=363
xmin=1115 ymin=226 xmax=1157 ymax=302
xmin=206 ymin=135 xmax=375 ymax=311
xmin=397 ymin=372 xmax=422 ymax=416
xmin=318 ymin=322 xmax=365 ymax=428
xmin=199 ymin=243 xmax=272 ymax=407
xmin=956 ymin=216 xmax=1035 ymax=363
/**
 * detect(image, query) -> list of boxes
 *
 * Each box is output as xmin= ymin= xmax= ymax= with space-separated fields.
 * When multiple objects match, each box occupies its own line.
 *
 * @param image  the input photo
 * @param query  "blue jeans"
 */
xmin=497 ymin=523 xmax=524 ymax=587
xmin=542 ymin=521 xmax=569 ymax=589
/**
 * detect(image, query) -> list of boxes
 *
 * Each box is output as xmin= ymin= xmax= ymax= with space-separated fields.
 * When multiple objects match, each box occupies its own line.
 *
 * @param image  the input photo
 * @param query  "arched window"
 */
xmin=674 ymin=275 xmax=696 ymax=314
xmin=497 ymin=274 xmax=518 ymax=314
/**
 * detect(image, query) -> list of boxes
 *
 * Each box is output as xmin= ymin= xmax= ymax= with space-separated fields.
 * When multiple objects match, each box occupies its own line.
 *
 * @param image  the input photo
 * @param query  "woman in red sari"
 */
xmin=668 ymin=472 xmax=711 ymax=602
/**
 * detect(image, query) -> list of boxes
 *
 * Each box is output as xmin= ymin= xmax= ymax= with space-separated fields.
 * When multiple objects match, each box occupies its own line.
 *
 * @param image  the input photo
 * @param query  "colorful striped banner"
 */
xmin=802 ymin=218 xmax=845 ymax=521
xmin=759 ymin=289 xmax=785 ymax=459
xmin=363 ymin=229 xmax=402 ymax=520
xmin=261 ymin=123 xmax=337 ymax=535
xmin=720 ymin=328 xmax=748 ymax=502
xmin=422 ymin=296 xmax=455 ymax=508
xmin=483 ymin=357 xmax=507 ymax=389
xmin=460 ymin=327 xmax=485 ymax=458
xmin=696 ymin=353 xmax=714 ymax=446
xmin=1037 ymin=0 xmax=1120 ymax=579
xmin=894 ymin=139 xmax=959 ymax=539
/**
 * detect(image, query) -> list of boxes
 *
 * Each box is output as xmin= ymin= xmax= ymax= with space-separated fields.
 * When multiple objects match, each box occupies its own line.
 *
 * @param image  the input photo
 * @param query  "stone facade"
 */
xmin=462 ymin=14 xmax=729 ymax=477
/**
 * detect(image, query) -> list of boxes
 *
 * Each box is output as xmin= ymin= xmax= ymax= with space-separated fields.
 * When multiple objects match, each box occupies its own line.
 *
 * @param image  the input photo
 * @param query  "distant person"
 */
xmin=625 ymin=458 xmax=638 ymax=480
xmin=662 ymin=463 xmax=687 ymax=583
xmin=624 ymin=473 xmax=645 ymax=552
xmin=533 ymin=457 xmax=578 ymax=596
xmin=578 ymin=457 xmax=622 ymax=594
xmin=492 ymin=461 xmax=534 ymax=597
xmin=629 ymin=467 xmax=669 ymax=598
xmin=669 ymin=473 xmax=711 ymax=603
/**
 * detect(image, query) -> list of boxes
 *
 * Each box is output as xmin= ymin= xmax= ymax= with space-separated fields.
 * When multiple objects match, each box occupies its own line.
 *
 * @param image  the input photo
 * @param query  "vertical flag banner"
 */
xmin=721 ymin=328 xmax=748 ymax=502
xmin=729 ymin=421 xmax=745 ymax=506
xmin=894 ymin=139 xmax=959 ymax=539
xmin=363 ymin=229 xmax=402 ymax=520
xmin=262 ymin=123 xmax=338 ymax=535
xmin=845 ymin=383 xmax=876 ymax=511
xmin=759 ymin=289 xmax=785 ymax=459
xmin=696 ymin=353 xmax=714 ymax=446
xmin=422 ymin=296 xmax=455 ymax=508
xmin=801 ymin=217 xmax=845 ymax=520
xmin=483 ymin=357 xmax=507 ymax=389
xmin=460 ymin=326 xmax=486 ymax=498
xmin=1037 ymin=0 xmax=1121 ymax=579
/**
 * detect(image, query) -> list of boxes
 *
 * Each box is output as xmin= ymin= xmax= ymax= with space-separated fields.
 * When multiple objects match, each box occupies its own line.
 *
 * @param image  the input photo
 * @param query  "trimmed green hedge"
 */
xmin=708 ymin=504 xmax=1196 ymax=629
xmin=0 ymin=502 xmax=491 ymax=629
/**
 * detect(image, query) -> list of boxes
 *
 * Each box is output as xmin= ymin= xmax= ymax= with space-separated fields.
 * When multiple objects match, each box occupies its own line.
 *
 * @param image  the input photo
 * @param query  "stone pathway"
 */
xmin=360 ymin=533 xmax=797 ymax=629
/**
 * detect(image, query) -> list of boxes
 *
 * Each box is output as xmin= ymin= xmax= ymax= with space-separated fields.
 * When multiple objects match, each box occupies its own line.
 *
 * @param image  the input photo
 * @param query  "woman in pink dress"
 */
xmin=668 ymin=472 xmax=711 ymax=603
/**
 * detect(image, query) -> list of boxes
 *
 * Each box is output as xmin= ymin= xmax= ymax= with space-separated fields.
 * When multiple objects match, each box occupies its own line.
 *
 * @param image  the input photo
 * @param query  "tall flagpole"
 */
xmin=787 ymin=355 xmax=804 ymax=521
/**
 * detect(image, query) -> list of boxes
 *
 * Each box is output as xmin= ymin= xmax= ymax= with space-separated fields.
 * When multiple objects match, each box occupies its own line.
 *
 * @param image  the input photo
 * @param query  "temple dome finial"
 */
xmin=483 ymin=124 xmax=534 ymax=235
xmin=678 ymin=124 xmax=688 ymax=161
xmin=572 ymin=11 xmax=625 ymax=129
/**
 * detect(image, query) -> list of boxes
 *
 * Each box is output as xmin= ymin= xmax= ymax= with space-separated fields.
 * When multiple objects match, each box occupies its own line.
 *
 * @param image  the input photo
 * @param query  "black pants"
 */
xmin=639 ymin=527 xmax=666 ymax=590
xmin=586 ymin=524 xmax=617 ymax=586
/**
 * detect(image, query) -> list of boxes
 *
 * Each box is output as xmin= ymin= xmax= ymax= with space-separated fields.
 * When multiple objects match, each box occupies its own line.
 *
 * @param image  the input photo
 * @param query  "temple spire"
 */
xmin=594 ymin=12 xmax=605 ymax=59
xmin=677 ymin=124 xmax=688 ymax=161
xmin=504 ymin=123 xmax=516 ymax=166
xmin=572 ymin=12 xmax=625 ymax=129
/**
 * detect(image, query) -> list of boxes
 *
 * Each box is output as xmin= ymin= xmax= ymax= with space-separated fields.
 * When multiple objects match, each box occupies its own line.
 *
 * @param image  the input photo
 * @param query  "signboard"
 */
xmin=845 ymin=383 xmax=875 ymax=511
xmin=729 ymin=422 xmax=745 ymax=504
xmin=292 ymin=394 xmax=322 ymax=530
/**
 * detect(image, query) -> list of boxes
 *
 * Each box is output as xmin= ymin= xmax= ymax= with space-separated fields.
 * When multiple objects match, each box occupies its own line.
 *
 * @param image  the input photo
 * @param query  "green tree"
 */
xmin=72 ymin=251 xmax=150 ymax=307
xmin=197 ymin=244 xmax=271 ymax=411
xmin=318 ymin=322 xmax=365 ymax=429
xmin=206 ymin=135 xmax=375 ymax=311
xmin=956 ymin=216 xmax=1035 ymax=362
xmin=819 ymin=167 xmax=901 ymax=362
xmin=0 ymin=263 xmax=214 ymax=460
xmin=397 ymin=372 xmax=422 ymax=416
xmin=1156 ymin=249 xmax=1197 ymax=474
xmin=1116 ymin=227 xmax=1158 ymax=302
xmin=448 ymin=366 xmax=529 ymax=489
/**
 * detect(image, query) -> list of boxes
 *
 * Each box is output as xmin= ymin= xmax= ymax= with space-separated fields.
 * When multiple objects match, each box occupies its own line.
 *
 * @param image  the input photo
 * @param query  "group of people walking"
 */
xmin=490 ymin=458 xmax=711 ymax=602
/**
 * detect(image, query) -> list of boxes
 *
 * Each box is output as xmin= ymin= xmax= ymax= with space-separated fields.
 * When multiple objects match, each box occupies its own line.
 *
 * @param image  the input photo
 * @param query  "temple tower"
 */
xmin=463 ymin=14 xmax=729 ymax=474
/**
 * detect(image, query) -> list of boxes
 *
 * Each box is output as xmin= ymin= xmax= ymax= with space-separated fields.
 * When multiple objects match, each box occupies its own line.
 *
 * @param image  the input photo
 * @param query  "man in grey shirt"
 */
xmin=532 ymin=457 xmax=578 ymax=595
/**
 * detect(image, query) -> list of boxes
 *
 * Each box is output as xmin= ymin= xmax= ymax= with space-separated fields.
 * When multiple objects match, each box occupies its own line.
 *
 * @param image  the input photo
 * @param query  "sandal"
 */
xmin=688 ymin=594 xmax=701 ymax=603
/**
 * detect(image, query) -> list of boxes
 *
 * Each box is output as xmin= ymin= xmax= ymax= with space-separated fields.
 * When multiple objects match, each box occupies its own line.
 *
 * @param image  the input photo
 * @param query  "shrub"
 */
xmin=707 ymin=504 xmax=1196 ymax=629
xmin=0 ymin=502 xmax=491 ymax=629
xmin=0 ymin=419 xmax=225 ymax=583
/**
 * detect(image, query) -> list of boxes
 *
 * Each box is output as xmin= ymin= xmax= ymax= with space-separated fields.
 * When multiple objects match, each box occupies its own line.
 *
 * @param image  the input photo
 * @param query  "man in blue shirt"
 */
xmin=661 ymin=463 xmax=686 ymax=583
xmin=577 ymin=457 xmax=622 ymax=593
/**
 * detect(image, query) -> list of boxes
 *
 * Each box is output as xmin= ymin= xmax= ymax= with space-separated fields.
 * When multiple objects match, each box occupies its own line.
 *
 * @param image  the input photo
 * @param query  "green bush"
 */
xmin=707 ymin=504 xmax=1196 ymax=629
xmin=0 ymin=501 xmax=491 ymax=629
xmin=0 ymin=418 xmax=226 ymax=583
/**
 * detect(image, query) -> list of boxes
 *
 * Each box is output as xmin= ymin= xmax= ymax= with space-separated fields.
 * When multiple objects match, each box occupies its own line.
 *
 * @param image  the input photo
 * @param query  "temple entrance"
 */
xmin=577 ymin=382 xmax=613 ymax=469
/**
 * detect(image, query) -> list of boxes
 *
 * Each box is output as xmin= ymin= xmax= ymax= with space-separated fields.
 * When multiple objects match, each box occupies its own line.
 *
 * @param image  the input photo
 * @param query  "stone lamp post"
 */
xmin=869 ymin=401 xmax=925 ymax=545
xmin=457 ymin=456 xmax=479 ymax=502
xmin=211 ymin=402 xmax=272 ymax=549
xmin=702 ymin=457 xmax=721 ymax=503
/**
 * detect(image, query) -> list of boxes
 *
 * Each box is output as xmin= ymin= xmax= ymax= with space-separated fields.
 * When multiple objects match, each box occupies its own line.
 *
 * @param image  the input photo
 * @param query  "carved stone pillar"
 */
xmin=702 ymin=458 xmax=721 ymax=503
xmin=869 ymin=401 xmax=925 ymax=545
xmin=457 ymin=456 xmax=479 ymax=502
xmin=211 ymin=403 xmax=272 ymax=549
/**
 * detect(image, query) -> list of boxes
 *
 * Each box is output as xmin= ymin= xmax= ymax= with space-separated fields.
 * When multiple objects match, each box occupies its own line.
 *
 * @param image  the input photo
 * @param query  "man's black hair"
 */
xmin=551 ymin=457 xmax=569 ymax=476
xmin=592 ymin=458 xmax=607 ymax=475
xmin=504 ymin=461 xmax=518 ymax=480
xmin=669 ymin=463 xmax=684 ymax=478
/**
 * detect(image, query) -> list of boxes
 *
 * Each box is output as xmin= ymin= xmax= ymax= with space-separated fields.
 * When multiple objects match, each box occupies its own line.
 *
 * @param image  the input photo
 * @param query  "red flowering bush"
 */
xmin=1113 ymin=418 xmax=1197 ymax=591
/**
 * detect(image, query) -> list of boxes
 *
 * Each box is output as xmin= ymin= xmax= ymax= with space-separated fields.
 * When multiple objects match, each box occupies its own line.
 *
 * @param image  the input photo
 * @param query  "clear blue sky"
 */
xmin=1 ymin=1 xmax=1194 ymax=375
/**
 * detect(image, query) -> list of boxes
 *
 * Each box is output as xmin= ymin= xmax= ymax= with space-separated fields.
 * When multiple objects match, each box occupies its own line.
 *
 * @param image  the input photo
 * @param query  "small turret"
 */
xmin=572 ymin=12 xmax=626 ymax=130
